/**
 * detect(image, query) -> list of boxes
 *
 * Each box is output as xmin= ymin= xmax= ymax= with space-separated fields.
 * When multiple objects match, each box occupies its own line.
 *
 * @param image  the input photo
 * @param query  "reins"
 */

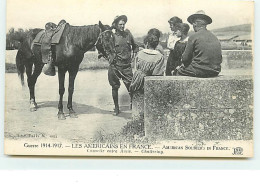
xmin=94 ymin=29 xmax=112 ymax=46
xmin=94 ymin=28 xmax=117 ymax=62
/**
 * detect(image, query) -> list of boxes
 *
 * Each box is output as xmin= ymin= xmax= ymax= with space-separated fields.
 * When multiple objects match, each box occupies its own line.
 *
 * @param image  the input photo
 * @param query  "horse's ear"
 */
xmin=99 ymin=21 xmax=105 ymax=31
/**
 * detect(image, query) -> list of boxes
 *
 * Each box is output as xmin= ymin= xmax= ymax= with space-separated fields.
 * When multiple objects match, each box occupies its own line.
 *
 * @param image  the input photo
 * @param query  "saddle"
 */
xmin=33 ymin=20 xmax=68 ymax=64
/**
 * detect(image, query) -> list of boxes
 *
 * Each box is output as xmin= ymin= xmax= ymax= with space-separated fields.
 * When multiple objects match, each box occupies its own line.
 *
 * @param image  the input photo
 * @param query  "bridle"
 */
xmin=94 ymin=29 xmax=113 ymax=46
xmin=94 ymin=28 xmax=116 ymax=61
xmin=94 ymin=28 xmax=132 ymax=82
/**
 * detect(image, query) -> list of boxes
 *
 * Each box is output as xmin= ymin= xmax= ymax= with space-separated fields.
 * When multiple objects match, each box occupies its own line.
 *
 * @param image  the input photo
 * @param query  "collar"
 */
xmin=115 ymin=30 xmax=126 ymax=36
xmin=142 ymin=49 xmax=160 ymax=55
xmin=179 ymin=36 xmax=189 ymax=43
xmin=196 ymin=27 xmax=207 ymax=32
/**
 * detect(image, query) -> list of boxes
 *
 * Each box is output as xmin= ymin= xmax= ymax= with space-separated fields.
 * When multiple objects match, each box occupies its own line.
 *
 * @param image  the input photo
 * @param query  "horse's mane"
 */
xmin=67 ymin=24 xmax=100 ymax=49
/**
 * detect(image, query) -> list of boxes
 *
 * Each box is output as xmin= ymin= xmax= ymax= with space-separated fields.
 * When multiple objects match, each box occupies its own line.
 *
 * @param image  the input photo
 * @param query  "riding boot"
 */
xmin=112 ymin=88 xmax=120 ymax=116
xmin=43 ymin=51 xmax=56 ymax=76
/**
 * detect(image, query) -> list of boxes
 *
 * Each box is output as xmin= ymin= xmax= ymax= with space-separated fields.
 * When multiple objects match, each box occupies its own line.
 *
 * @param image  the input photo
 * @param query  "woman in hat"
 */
xmin=166 ymin=23 xmax=190 ymax=76
xmin=108 ymin=15 xmax=139 ymax=116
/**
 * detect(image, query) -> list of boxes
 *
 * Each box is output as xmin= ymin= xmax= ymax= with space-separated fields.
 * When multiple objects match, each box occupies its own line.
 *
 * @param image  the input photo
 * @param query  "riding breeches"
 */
xmin=108 ymin=65 xmax=133 ymax=91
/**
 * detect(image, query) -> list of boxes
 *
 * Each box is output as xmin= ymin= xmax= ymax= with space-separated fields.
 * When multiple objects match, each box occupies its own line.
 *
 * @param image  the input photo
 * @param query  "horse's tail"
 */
xmin=15 ymin=28 xmax=43 ymax=86
xmin=16 ymin=50 xmax=25 ymax=86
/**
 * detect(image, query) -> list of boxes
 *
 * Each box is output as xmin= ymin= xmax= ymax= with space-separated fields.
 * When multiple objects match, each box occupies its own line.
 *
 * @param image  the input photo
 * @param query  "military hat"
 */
xmin=112 ymin=15 xmax=127 ymax=27
xmin=187 ymin=10 xmax=212 ymax=24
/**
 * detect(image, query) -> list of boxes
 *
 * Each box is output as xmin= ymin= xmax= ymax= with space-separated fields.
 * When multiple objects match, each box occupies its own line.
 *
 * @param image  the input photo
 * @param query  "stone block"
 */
xmin=143 ymin=75 xmax=253 ymax=141
xmin=132 ymin=91 xmax=144 ymax=123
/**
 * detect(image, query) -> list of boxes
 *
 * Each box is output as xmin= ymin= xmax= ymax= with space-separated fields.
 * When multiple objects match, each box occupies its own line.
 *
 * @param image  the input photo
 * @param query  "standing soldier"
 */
xmin=109 ymin=15 xmax=139 ymax=115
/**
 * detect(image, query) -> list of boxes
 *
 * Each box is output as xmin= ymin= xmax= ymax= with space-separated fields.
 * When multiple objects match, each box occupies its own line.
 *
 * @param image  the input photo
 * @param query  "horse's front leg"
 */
xmin=27 ymin=62 xmax=44 ymax=111
xmin=67 ymin=66 xmax=79 ymax=118
xmin=57 ymin=68 xmax=66 ymax=120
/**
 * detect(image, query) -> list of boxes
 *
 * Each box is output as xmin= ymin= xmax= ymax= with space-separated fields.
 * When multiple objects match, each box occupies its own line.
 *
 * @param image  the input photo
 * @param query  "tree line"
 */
xmin=6 ymin=27 xmax=171 ymax=50
xmin=6 ymin=28 xmax=29 ymax=50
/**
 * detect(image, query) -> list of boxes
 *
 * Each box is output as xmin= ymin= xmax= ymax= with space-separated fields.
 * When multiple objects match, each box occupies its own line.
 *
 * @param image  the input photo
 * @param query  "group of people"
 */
xmin=107 ymin=10 xmax=222 ymax=116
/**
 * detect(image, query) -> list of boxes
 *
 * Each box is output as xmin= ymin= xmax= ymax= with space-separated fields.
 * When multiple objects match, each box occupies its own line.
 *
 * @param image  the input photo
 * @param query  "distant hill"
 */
xmin=212 ymin=24 xmax=251 ymax=33
xmin=188 ymin=24 xmax=251 ymax=37
xmin=211 ymin=24 xmax=251 ymax=38
xmin=134 ymin=24 xmax=252 ymax=49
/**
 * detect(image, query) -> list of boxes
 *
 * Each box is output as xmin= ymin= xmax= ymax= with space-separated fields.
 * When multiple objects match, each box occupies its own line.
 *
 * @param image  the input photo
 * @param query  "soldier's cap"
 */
xmin=187 ymin=10 xmax=212 ymax=24
xmin=112 ymin=15 xmax=128 ymax=27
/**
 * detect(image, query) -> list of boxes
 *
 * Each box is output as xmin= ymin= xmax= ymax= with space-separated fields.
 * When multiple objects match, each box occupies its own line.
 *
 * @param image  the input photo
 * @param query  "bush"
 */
xmin=226 ymin=50 xmax=253 ymax=61
xmin=79 ymin=52 xmax=109 ymax=70
xmin=5 ymin=63 xmax=17 ymax=73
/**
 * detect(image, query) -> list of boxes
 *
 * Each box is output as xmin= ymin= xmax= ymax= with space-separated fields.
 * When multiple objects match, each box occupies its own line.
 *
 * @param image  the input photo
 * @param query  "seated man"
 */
xmin=176 ymin=10 xmax=222 ymax=78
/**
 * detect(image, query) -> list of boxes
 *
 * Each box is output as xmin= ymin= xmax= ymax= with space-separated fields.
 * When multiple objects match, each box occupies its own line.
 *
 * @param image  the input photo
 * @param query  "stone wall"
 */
xmin=136 ymin=75 xmax=254 ymax=141
xmin=132 ymin=91 xmax=144 ymax=123
xmin=218 ymin=50 xmax=252 ymax=69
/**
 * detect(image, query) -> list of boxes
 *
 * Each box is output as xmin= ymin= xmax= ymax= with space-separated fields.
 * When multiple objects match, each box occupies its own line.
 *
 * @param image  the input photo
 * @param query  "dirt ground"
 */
xmin=5 ymin=70 xmax=132 ymax=143
xmin=4 ymin=67 xmax=252 ymax=144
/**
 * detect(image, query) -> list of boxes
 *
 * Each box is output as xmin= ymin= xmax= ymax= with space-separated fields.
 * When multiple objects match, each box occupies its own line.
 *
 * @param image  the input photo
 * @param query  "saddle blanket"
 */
xmin=33 ymin=23 xmax=67 ymax=45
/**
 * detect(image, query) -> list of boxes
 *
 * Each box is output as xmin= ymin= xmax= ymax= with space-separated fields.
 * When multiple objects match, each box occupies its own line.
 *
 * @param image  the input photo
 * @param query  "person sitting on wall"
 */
xmin=165 ymin=23 xmax=190 ymax=76
xmin=129 ymin=33 xmax=165 ymax=134
xmin=176 ymin=10 xmax=222 ymax=77
xmin=147 ymin=28 xmax=164 ymax=55
xmin=166 ymin=16 xmax=183 ymax=71
xmin=130 ymin=33 xmax=165 ymax=93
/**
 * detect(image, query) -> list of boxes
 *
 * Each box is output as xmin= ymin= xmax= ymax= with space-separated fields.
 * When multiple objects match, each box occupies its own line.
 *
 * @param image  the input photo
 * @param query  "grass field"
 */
xmin=5 ymin=50 xmax=109 ymax=73
xmin=5 ymin=49 xmax=253 ymax=73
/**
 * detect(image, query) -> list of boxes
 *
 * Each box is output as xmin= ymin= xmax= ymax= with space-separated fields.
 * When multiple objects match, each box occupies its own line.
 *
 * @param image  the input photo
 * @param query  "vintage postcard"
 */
xmin=4 ymin=0 xmax=254 ymax=157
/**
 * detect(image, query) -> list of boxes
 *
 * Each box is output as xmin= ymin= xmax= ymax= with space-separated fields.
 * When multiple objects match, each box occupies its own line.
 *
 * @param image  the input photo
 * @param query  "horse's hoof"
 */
xmin=69 ymin=112 xmax=78 ymax=118
xmin=30 ymin=104 xmax=37 ymax=111
xmin=30 ymin=100 xmax=38 ymax=112
xmin=113 ymin=108 xmax=120 ymax=116
xmin=58 ymin=113 xmax=66 ymax=120
xmin=30 ymin=107 xmax=37 ymax=112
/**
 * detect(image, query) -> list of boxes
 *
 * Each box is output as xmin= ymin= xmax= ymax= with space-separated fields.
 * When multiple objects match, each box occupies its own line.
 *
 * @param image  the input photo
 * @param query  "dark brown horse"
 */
xmin=16 ymin=21 xmax=113 ymax=120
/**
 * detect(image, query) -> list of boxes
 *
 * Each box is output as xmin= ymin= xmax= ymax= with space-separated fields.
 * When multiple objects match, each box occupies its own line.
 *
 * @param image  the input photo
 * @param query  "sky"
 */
xmin=6 ymin=0 xmax=254 ymax=36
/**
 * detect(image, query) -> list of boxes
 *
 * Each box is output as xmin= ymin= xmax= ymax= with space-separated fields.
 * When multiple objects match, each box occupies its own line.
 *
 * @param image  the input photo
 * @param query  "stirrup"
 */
xmin=43 ymin=63 xmax=56 ymax=76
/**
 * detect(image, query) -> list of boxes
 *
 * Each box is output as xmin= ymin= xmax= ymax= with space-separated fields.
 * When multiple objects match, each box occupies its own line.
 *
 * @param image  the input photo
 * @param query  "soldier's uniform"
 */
xmin=108 ymin=31 xmax=138 ymax=91
xmin=176 ymin=11 xmax=222 ymax=77
xmin=108 ymin=15 xmax=139 ymax=115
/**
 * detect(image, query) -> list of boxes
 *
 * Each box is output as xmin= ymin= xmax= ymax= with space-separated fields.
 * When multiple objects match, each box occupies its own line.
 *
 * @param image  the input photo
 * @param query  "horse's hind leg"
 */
xmin=57 ymin=68 xmax=66 ymax=120
xmin=27 ymin=61 xmax=44 ymax=111
xmin=67 ymin=66 xmax=79 ymax=118
xmin=25 ymin=62 xmax=35 ymax=111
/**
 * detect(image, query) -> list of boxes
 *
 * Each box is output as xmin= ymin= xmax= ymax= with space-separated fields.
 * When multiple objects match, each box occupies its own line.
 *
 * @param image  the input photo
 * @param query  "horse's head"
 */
xmin=95 ymin=21 xmax=116 ymax=64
